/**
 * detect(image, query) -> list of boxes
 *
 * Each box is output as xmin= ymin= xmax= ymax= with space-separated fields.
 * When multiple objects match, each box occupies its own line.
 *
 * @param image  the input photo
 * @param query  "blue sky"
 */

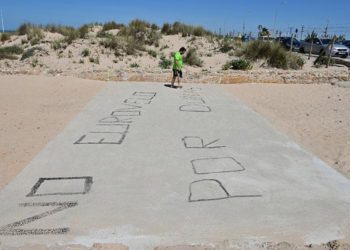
xmin=1 ymin=0 xmax=350 ymax=37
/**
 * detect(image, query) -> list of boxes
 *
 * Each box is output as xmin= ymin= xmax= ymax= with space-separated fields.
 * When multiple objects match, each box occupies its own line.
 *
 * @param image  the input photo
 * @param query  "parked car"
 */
xmin=275 ymin=37 xmax=301 ymax=51
xmin=300 ymin=38 xmax=349 ymax=58
xmin=342 ymin=40 xmax=350 ymax=50
xmin=258 ymin=36 xmax=275 ymax=42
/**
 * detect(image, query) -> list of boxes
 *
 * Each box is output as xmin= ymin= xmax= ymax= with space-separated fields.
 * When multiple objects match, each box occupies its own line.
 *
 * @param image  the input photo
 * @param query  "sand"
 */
xmin=0 ymin=75 xmax=106 ymax=190
xmin=224 ymin=83 xmax=350 ymax=178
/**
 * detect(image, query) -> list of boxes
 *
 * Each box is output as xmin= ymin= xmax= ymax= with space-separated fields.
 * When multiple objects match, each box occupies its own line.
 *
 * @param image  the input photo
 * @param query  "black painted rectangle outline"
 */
xmin=74 ymin=123 xmax=129 ymax=145
xmin=191 ymin=157 xmax=245 ymax=175
xmin=110 ymin=110 xmax=141 ymax=116
xmin=26 ymin=176 xmax=93 ymax=197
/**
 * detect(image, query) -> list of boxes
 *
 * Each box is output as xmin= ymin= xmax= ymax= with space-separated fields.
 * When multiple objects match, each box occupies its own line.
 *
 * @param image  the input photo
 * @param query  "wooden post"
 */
xmin=308 ymin=39 xmax=314 ymax=60
xmin=326 ymin=36 xmax=336 ymax=68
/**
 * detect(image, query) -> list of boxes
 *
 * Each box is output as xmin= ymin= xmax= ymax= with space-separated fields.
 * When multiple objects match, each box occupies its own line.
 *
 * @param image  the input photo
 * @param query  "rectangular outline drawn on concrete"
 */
xmin=74 ymin=132 xmax=127 ymax=145
xmin=182 ymin=136 xmax=226 ymax=149
xmin=110 ymin=110 xmax=141 ymax=116
xmin=74 ymin=124 xmax=129 ymax=145
xmin=99 ymin=116 xmax=134 ymax=124
xmin=132 ymin=91 xmax=157 ymax=98
xmin=188 ymin=179 xmax=262 ymax=202
xmin=181 ymin=97 xmax=206 ymax=104
xmin=191 ymin=157 xmax=245 ymax=174
xmin=123 ymin=98 xmax=152 ymax=105
xmin=0 ymin=202 xmax=78 ymax=235
xmin=179 ymin=105 xmax=212 ymax=113
xmin=26 ymin=177 xmax=93 ymax=197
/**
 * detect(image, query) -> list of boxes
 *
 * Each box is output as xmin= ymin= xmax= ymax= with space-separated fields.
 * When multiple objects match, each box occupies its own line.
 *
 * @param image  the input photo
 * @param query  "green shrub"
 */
xmin=268 ymin=44 xmax=288 ymax=69
xmin=287 ymin=53 xmax=305 ymax=69
xmin=100 ymin=35 xmax=123 ymax=50
xmin=89 ymin=56 xmax=99 ymax=64
xmin=0 ymin=45 xmax=24 ymax=60
xmin=100 ymin=35 xmax=144 ymax=56
xmin=147 ymin=30 xmax=161 ymax=46
xmin=193 ymin=26 xmax=206 ymax=36
xmin=237 ymin=40 xmax=271 ymax=60
xmin=102 ymin=21 xmax=124 ymax=31
xmin=118 ymin=19 xmax=161 ymax=47
xmin=160 ymin=22 xmax=212 ymax=37
xmin=184 ymin=48 xmax=203 ymax=67
xmin=51 ymin=40 xmax=65 ymax=50
xmin=78 ymin=24 xmax=90 ymax=39
xmin=18 ymin=23 xmax=32 ymax=35
xmin=44 ymin=24 xmax=76 ymax=36
xmin=1 ymin=33 xmax=11 ymax=42
xmin=28 ymin=28 xmax=44 ymax=42
xmin=18 ymin=23 xmax=44 ymax=43
xmin=130 ymin=63 xmax=140 ymax=68
xmin=159 ymin=55 xmax=172 ymax=69
xmin=45 ymin=25 xmax=79 ymax=44
xmin=219 ymin=38 xmax=235 ymax=53
xmin=21 ymin=47 xmax=43 ymax=60
xmin=151 ymin=23 xmax=159 ymax=30
xmin=314 ymin=56 xmax=334 ymax=67
xmin=238 ymin=40 xmax=304 ymax=69
xmin=148 ymin=50 xmax=157 ymax=58
xmin=0 ymin=45 xmax=23 ymax=54
xmin=125 ymin=37 xmax=144 ymax=55
xmin=31 ymin=58 xmax=39 ymax=67
xmin=161 ymin=23 xmax=172 ymax=35
xmin=64 ymin=29 xmax=79 ymax=44
xmin=223 ymin=59 xmax=252 ymax=70
xmin=81 ymin=48 xmax=90 ymax=57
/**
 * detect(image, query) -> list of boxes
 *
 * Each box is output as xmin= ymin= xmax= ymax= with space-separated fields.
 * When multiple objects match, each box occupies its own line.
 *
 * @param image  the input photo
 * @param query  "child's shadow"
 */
xmin=164 ymin=84 xmax=182 ymax=89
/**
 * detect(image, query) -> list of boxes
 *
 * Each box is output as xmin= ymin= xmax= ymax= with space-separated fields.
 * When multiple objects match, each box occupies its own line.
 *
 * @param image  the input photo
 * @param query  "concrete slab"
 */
xmin=1 ymin=82 xmax=350 ymax=249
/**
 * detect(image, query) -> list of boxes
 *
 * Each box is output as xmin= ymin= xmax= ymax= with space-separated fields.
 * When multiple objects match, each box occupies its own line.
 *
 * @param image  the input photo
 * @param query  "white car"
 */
xmin=300 ymin=38 xmax=349 ymax=58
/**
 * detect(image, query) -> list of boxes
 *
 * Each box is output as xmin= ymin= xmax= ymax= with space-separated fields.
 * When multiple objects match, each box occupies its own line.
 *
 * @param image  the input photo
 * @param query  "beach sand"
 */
xmin=0 ymin=75 xmax=106 ymax=190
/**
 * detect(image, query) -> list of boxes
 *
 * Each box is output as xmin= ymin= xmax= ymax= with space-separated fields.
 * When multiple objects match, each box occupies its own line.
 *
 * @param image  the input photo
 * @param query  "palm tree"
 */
xmin=258 ymin=25 xmax=270 ymax=37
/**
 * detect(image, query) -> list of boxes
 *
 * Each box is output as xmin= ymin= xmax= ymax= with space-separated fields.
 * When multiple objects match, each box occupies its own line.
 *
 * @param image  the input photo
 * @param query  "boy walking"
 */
xmin=171 ymin=47 xmax=186 ymax=88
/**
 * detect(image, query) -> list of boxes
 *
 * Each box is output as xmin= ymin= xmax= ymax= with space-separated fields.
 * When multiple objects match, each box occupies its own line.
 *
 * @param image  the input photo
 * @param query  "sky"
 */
xmin=1 ymin=0 xmax=350 ymax=37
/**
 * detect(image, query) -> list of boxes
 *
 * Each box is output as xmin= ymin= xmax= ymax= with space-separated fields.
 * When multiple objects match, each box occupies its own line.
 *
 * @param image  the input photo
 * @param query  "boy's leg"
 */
xmin=171 ymin=69 xmax=177 ymax=87
xmin=177 ymin=70 xmax=182 ymax=87
xmin=171 ymin=76 xmax=176 ymax=87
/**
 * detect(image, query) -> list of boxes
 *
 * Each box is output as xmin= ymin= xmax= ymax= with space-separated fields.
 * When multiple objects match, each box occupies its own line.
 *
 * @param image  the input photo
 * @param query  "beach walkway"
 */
xmin=1 ymin=82 xmax=350 ymax=249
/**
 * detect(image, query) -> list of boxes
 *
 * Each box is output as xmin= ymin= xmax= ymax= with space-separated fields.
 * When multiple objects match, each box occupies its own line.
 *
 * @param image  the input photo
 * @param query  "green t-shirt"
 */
xmin=173 ymin=51 xmax=183 ymax=70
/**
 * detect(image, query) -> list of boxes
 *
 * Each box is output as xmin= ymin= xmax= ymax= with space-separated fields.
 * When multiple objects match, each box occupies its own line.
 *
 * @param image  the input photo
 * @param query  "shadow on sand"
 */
xmin=164 ymin=84 xmax=183 ymax=89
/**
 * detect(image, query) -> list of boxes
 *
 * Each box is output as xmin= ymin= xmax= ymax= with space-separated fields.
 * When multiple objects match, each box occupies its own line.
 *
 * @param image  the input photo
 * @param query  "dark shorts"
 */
xmin=173 ymin=69 xmax=183 ymax=78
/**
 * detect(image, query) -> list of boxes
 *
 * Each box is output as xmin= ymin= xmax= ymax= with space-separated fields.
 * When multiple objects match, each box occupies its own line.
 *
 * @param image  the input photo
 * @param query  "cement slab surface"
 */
xmin=1 ymin=82 xmax=350 ymax=249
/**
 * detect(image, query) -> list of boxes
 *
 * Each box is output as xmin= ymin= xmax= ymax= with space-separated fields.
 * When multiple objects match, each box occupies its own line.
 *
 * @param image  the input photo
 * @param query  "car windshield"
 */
xmin=321 ymin=39 xmax=331 ymax=44
xmin=284 ymin=38 xmax=300 ymax=46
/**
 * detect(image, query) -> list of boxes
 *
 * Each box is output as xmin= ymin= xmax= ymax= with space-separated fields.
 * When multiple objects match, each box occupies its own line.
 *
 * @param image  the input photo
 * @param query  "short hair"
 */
xmin=179 ymin=47 xmax=186 ymax=52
